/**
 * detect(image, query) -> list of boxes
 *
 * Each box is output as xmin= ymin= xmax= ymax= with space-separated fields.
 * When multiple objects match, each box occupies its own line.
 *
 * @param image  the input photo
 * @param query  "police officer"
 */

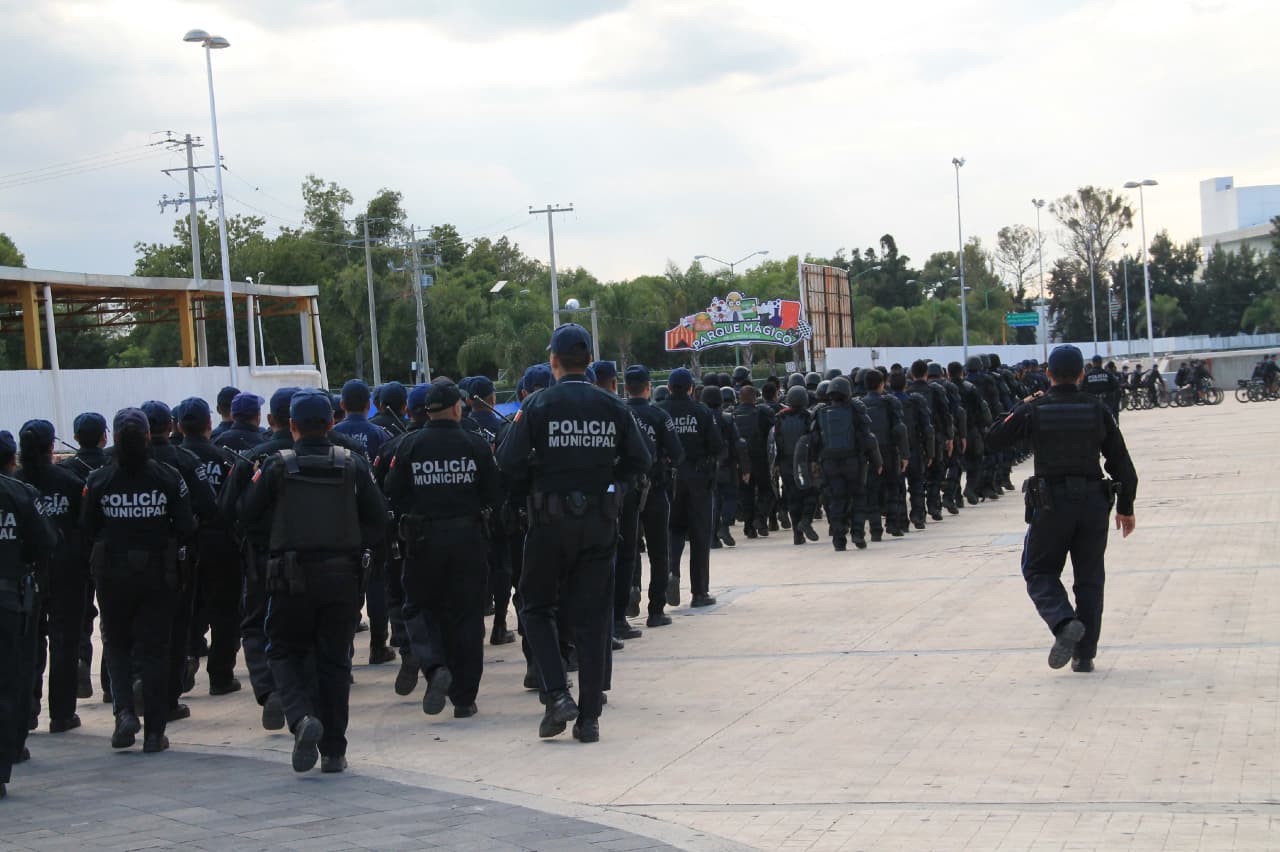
xmin=0 ymin=430 xmax=56 ymax=799
xmin=210 ymin=386 xmax=240 ymax=441
xmin=384 ymin=381 xmax=500 ymax=719
xmin=15 ymin=421 xmax=85 ymax=735
xmin=889 ymin=370 xmax=934 ymax=531
xmin=659 ymin=368 xmax=722 ymax=608
xmin=927 ymin=364 xmax=965 ymax=515
xmin=910 ymin=361 xmax=953 ymax=522
xmin=213 ymin=393 xmax=267 ymax=454
xmin=332 ymin=379 xmax=390 ymax=461
xmin=858 ymin=370 xmax=908 ymax=540
xmin=618 ymin=365 xmax=685 ymax=629
xmin=371 ymin=381 xmax=409 ymax=437
xmin=732 ymin=385 xmax=775 ymax=539
xmin=950 ymin=361 xmax=992 ymax=505
xmin=241 ymin=389 xmax=387 ymax=773
xmin=83 ymin=409 xmax=196 ymax=753
xmin=1082 ymin=354 xmax=1122 ymax=419
xmin=810 ymin=376 xmax=881 ymax=551
xmin=771 ymin=385 xmax=819 ymax=544
xmin=987 ymin=345 xmax=1138 ymax=672
xmin=58 ymin=412 xmax=109 ymax=700
xmin=175 ymin=398 xmax=247 ymax=695
xmin=497 ymin=324 xmax=651 ymax=743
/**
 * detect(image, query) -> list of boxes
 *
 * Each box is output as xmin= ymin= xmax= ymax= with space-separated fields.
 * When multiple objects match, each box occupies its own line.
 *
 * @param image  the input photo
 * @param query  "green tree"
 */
xmin=0 ymin=233 xmax=26 ymax=267
xmin=1140 ymin=294 xmax=1187 ymax=337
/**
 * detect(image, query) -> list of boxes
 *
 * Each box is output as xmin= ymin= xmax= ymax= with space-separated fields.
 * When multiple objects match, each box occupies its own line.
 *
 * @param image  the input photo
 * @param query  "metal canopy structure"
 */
xmin=0 ymin=266 xmax=327 ymax=384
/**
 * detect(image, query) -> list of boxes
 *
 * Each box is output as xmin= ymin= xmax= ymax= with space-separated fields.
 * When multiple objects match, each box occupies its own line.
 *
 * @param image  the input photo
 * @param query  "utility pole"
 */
xmin=158 ymin=132 xmax=218 ymax=367
xmin=362 ymin=217 xmax=381 ymax=385
xmin=530 ymin=203 xmax=574 ymax=327
xmin=407 ymin=227 xmax=431 ymax=382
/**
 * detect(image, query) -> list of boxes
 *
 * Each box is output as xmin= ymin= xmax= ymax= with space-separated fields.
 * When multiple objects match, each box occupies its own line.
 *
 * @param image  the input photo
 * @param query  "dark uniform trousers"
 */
xmin=195 ymin=529 xmax=241 ymax=684
xmin=167 ymin=549 xmax=198 ymax=709
xmin=820 ymin=458 xmax=863 ymax=539
xmin=0 ymin=585 xmax=39 ymax=784
xmin=617 ymin=486 xmax=670 ymax=618
xmin=856 ymin=449 xmax=900 ymax=537
xmin=364 ymin=555 xmax=390 ymax=648
xmin=98 ymin=558 xmax=176 ymax=736
xmin=33 ymin=559 xmax=86 ymax=724
xmin=1020 ymin=482 xmax=1110 ymax=662
xmin=738 ymin=458 xmax=771 ymax=531
xmin=402 ymin=522 xmax=486 ymax=707
xmin=521 ymin=508 xmax=616 ymax=721
xmin=384 ymin=544 xmax=408 ymax=654
xmin=668 ymin=471 xmax=714 ymax=597
xmin=486 ymin=535 xmax=513 ymax=626
xmin=904 ymin=448 xmax=926 ymax=526
xmin=962 ymin=428 xmax=985 ymax=498
xmin=714 ymin=475 xmax=737 ymax=532
xmin=241 ymin=551 xmax=276 ymax=705
xmin=264 ymin=560 xmax=361 ymax=758
xmin=925 ymin=438 xmax=947 ymax=515
xmin=779 ymin=471 xmax=815 ymax=529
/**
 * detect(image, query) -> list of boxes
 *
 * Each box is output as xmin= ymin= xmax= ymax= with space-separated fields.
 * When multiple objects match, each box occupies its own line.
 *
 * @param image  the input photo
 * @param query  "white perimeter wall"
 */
xmin=0 ymin=366 xmax=322 ymax=444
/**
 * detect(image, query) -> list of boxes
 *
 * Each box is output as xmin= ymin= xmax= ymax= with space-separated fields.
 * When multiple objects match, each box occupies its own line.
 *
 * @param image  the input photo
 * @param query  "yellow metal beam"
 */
xmin=21 ymin=282 xmax=41 ymax=369
xmin=175 ymin=291 xmax=197 ymax=367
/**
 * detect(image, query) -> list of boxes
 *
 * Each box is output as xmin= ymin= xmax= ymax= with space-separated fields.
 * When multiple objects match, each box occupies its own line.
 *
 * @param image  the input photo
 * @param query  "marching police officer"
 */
xmin=371 ymin=381 xmax=409 ymax=437
xmin=889 ymin=370 xmax=935 ymax=530
xmin=497 ymin=324 xmax=651 ymax=744
xmin=240 ymin=389 xmax=387 ymax=773
xmin=0 ymin=430 xmax=56 ymax=799
xmin=659 ymin=368 xmax=722 ymax=608
xmin=732 ymin=385 xmax=775 ymax=539
xmin=384 ymin=380 xmax=501 ymax=719
xmin=332 ymin=379 xmax=390 ymax=461
xmin=618 ymin=365 xmax=685 ymax=629
xmin=82 ymin=409 xmax=196 ymax=754
xmin=810 ymin=376 xmax=881 ymax=551
xmin=58 ymin=412 xmax=109 ymax=699
xmin=15 ymin=421 xmax=86 ymax=735
xmin=1081 ymin=354 xmax=1122 ymax=419
xmin=771 ymin=385 xmax=819 ymax=544
xmin=213 ymin=393 xmax=267 ymax=454
xmin=910 ymin=361 xmax=953 ymax=522
xmin=986 ymin=345 xmax=1138 ymax=672
xmin=857 ymin=370 xmax=907 ymax=542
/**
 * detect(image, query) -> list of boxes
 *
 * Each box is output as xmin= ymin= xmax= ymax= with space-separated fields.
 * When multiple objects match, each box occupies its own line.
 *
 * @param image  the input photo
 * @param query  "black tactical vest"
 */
xmin=778 ymin=413 xmax=808 ymax=459
xmin=816 ymin=404 xmax=855 ymax=459
xmin=268 ymin=448 xmax=361 ymax=553
xmin=733 ymin=404 xmax=760 ymax=448
xmin=862 ymin=394 xmax=892 ymax=446
xmin=1031 ymin=400 xmax=1104 ymax=478
xmin=898 ymin=394 xmax=920 ymax=446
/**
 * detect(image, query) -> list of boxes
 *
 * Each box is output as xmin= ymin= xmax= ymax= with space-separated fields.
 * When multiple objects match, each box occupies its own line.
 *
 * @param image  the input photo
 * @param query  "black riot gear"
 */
xmin=804 ymin=372 xmax=822 ymax=390
xmin=267 ymin=448 xmax=362 ymax=555
xmin=785 ymin=386 xmax=809 ymax=409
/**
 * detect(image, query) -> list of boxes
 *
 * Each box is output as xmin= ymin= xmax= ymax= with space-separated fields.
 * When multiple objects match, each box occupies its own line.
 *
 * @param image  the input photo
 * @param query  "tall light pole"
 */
xmin=1032 ymin=198 xmax=1048 ymax=363
xmin=846 ymin=264 xmax=882 ymax=346
xmin=184 ymin=29 xmax=238 ymax=385
xmin=1121 ymin=241 xmax=1133 ymax=357
xmin=1124 ymin=179 xmax=1159 ymax=363
xmin=952 ymin=157 xmax=969 ymax=358
xmin=1086 ymin=223 xmax=1099 ymax=354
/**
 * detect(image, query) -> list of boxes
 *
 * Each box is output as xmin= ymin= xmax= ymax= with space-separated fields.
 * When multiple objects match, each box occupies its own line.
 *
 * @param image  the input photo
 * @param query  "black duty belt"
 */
xmin=401 ymin=514 xmax=483 ymax=535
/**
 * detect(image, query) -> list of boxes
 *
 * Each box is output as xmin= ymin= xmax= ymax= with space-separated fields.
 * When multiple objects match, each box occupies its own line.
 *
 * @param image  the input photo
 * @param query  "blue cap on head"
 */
xmin=408 ymin=383 xmax=432 ymax=413
xmin=140 ymin=400 xmax=173 ymax=434
xmin=522 ymin=364 xmax=553 ymax=391
xmin=179 ymin=397 xmax=212 ymax=430
xmin=589 ymin=361 xmax=617 ymax=382
xmin=73 ymin=412 xmax=108 ymax=440
xmin=19 ymin=419 xmax=55 ymax=448
xmin=668 ymin=367 xmax=694 ymax=390
xmin=425 ymin=382 xmax=463 ymax=413
xmin=547 ymin=323 xmax=592 ymax=357
xmin=624 ymin=364 xmax=649 ymax=384
xmin=289 ymin=388 xmax=333 ymax=427
xmin=458 ymin=377 xmax=476 ymax=394
xmin=113 ymin=407 xmax=151 ymax=436
xmin=585 ymin=366 xmax=597 ymax=383
xmin=1048 ymin=345 xmax=1085 ymax=377
xmin=270 ymin=387 xmax=300 ymax=423
xmin=341 ymin=379 xmax=371 ymax=410
xmin=380 ymin=381 xmax=407 ymax=411
xmin=469 ymin=376 xmax=495 ymax=399
xmin=231 ymin=392 xmax=263 ymax=419
xmin=0 ymin=431 xmax=14 ymax=465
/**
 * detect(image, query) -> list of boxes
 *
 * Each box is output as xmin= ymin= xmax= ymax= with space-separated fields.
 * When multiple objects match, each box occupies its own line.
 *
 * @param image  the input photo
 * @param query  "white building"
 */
xmin=1200 ymin=176 xmax=1280 ymax=256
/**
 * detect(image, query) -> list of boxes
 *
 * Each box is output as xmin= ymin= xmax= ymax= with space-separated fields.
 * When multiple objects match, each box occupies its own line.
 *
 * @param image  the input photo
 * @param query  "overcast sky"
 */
xmin=1 ymin=0 xmax=1276 ymax=285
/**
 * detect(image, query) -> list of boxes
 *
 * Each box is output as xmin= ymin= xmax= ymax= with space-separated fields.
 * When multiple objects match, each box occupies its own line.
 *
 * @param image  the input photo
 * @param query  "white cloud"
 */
xmin=1 ymin=0 xmax=1276 ymax=285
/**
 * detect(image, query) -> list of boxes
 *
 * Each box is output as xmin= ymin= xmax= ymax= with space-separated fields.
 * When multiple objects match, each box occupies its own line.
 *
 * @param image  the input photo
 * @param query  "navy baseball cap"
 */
xmin=380 ymin=381 xmax=407 ymax=410
xmin=425 ymin=382 xmax=463 ymax=413
xmin=73 ymin=412 xmax=108 ymax=440
xmin=113 ymin=407 xmax=151 ymax=436
xmin=270 ymin=387 xmax=300 ymax=423
xmin=625 ymin=364 xmax=650 ymax=384
xmin=1049 ymin=345 xmax=1085 ymax=376
xmin=140 ymin=400 xmax=173 ymax=434
xmin=216 ymin=386 xmax=240 ymax=409
xmin=289 ymin=388 xmax=333 ymax=427
xmin=522 ymin=364 xmax=553 ymax=391
xmin=668 ymin=368 xmax=694 ymax=390
xmin=231 ymin=392 xmax=264 ymax=419
xmin=19 ymin=419 xmax=55 ymax=448
xmin=1090 ymin=354 xmax=1103 ymax=365
xmin=341 ymin=379 xmax=371 ymax=410
xmin=408 ymin=383 xmax=432 ymax=413
xmin=590 ymin=361 xmax=617 ymax=382
xmin=458 ymin=377 xmax=476 ymax=395
xmin=469 ymin=376 xmax=495 ymax=399
xmin=0 ymin=431 xmax=14 ymax=466
xmin=179 ymin=397 xmax=212 ymax=430
xmin=547 ymin=323 xmax=591 ymax=357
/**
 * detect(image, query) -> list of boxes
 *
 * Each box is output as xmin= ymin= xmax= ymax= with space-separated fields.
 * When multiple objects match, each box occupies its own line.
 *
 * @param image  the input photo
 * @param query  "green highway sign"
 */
xmin=1006 ymin=311 xmax=1039 ymax=328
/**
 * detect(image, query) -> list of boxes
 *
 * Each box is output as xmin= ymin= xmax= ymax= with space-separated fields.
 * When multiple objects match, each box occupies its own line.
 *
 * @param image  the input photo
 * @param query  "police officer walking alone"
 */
xmin=497 ymin=324 xmax=651 ymax=743
xmin=986 ymin=345 xmax=1138 ymax=673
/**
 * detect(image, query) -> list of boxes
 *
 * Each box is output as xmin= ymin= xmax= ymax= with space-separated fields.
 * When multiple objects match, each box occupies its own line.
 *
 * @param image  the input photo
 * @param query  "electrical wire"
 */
xmin=0 ymin=147 xmax=171 ymax=191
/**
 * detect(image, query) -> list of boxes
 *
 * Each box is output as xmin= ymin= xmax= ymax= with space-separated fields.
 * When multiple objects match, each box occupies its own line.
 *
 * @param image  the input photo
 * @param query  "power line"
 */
xmin=0 ymin=141 xmax=163 ymax=181
xmin=0 ymin=146 xmax=171 ymax=191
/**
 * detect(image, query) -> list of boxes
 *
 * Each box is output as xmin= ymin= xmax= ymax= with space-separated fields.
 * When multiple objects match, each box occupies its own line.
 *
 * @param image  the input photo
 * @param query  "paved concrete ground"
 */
xmin=9 ymin=399 xmax=1280 ymax=849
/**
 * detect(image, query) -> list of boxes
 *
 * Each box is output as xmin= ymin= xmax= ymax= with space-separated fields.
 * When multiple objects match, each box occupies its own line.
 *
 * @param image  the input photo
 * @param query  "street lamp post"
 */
xmin=1032 ymin=198 xmax=1048 ymax=364
xmin=183 ymin=29 xmax=238 ymax=385
xmin=1086 ymin=224 xmax=1099 ymax=355
xmin=952 ymin=158 xmax=969 ymax=359
xmin=1121 ymin=241 xmax=1132 ymax=357
xmin=1124 ymin=179 xmax=1159 ymax=363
